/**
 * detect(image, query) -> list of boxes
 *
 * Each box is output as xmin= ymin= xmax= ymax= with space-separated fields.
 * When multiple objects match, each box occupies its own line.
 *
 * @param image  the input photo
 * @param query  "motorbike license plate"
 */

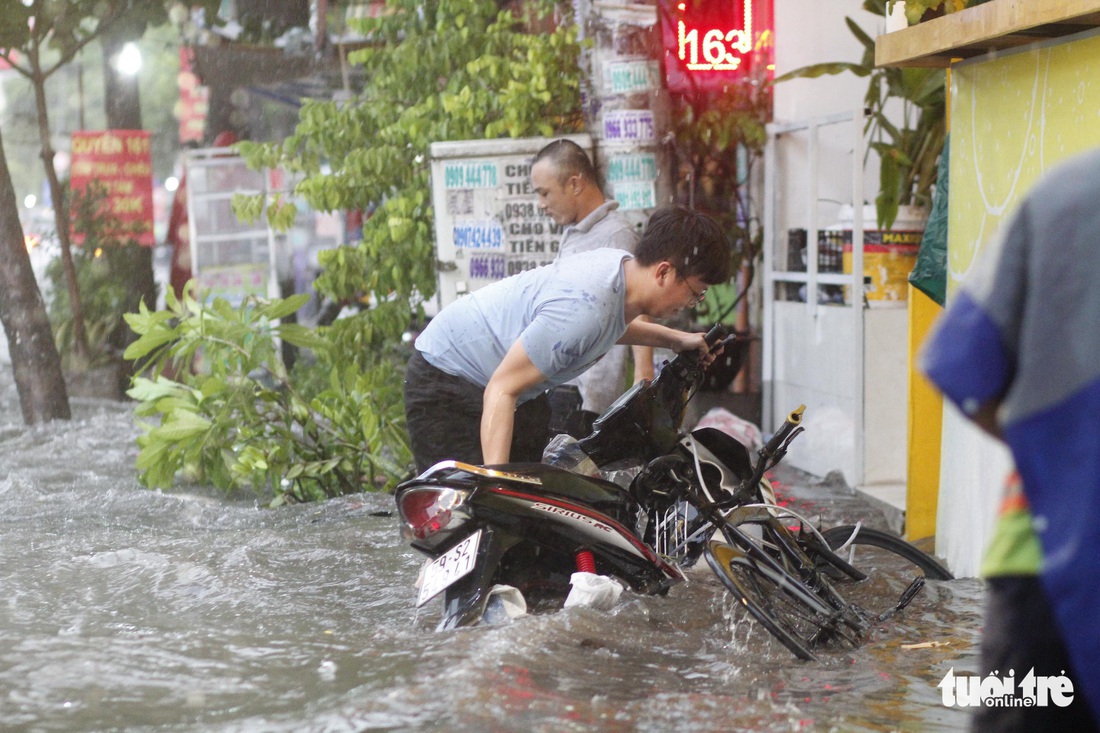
xmin=416 ymin=530 xmax=482 ymax=607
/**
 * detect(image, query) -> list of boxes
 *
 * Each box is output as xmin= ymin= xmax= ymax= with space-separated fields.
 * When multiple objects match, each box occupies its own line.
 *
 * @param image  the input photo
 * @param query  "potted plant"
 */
xmin=773 ymin=0 xmax=948 ymax=230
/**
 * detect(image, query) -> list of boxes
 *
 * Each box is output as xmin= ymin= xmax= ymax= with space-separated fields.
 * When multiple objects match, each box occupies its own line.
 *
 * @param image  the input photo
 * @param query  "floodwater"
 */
xmin=0 ymin=372 xmax=985 ymax=732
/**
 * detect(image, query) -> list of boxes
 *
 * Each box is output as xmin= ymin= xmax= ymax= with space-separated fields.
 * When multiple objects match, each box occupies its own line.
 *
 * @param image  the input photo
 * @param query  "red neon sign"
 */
xmin=660 ymin=0 xmax=774 ymax=94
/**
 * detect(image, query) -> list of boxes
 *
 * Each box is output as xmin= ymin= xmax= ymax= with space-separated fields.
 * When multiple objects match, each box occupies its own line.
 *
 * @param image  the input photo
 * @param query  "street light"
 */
xmin=114 ymin=42 xmax=143 ymax=76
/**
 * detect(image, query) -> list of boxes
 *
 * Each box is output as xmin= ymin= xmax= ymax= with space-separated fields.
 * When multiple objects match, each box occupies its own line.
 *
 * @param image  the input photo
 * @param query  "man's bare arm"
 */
xmin=481 ymin=340 xmax=548 ymax=465
xmin=631 ymin=316 xmax=654 ymax=383
xmin=619 ymin=318 xmax=708 ymax=357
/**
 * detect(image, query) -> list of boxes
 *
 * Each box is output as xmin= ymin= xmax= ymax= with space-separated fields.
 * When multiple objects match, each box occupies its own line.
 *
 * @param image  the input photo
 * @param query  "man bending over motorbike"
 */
xmin=404 ymin=206 xmax=732 ymax=472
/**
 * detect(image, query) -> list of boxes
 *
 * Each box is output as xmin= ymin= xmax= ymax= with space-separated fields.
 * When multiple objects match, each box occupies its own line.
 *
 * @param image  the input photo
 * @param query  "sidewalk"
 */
xmin=767 ymin=462 xmax=919 ymax=549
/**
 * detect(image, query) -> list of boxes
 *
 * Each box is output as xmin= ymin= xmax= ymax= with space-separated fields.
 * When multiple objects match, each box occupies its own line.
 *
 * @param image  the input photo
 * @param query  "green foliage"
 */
xmin=668 ymin=77 xmax=772 ymax=323
xmin=123 ymin=287 xmax=413 ymax=504
xmin=890 ymin=0 xmax=993 ymax=26
xmin=180 ymin=0 xmax=583 ymax=500
xmin=235 ymin=0 xmax=584 ymax=342
xmin=773 ymin=0 xmax=947 ymax=229
xmin=123 ymin=0 xmax=583 ymax=502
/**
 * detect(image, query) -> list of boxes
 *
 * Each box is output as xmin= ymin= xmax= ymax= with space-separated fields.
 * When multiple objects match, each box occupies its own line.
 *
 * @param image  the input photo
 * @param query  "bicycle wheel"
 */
xmin=704 ymin=541 xmax=853 ymax=661
xmin=718 ymin=517 xmax=870 ymax=638
xmin=817 ymin=525 xmax=953 ymax=621
xmin=821 ymin=525 xmax=954 ymax=581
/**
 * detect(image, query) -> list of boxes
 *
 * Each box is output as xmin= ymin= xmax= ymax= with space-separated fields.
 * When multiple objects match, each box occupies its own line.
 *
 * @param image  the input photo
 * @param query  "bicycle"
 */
xmin=637 ymin=403 xmax=954 ymax=661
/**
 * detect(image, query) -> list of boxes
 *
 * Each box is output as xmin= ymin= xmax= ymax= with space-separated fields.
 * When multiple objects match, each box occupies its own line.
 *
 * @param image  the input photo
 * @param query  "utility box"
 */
xmin=427 ymin=135 xmax=592 ymax=312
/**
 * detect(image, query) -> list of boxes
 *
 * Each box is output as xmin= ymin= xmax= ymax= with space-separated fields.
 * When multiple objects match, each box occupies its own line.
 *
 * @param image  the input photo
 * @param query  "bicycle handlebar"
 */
xmin=707 ymin=404 xmax=807 ymax=512
xmin=763 ymin=405 xmax=805 ymax=457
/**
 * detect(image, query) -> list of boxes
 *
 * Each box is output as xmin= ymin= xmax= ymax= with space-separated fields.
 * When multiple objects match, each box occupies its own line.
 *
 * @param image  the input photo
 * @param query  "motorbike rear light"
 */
xmin=397 ymin=487 xmax=466 ymax=540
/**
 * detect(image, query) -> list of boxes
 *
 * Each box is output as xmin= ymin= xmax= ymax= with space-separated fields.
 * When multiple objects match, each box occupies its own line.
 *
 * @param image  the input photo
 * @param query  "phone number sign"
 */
xmin=602 ymin=110 xmax=656 ymax=143
xmin=437 ymin=155 xmax=564 ymax=291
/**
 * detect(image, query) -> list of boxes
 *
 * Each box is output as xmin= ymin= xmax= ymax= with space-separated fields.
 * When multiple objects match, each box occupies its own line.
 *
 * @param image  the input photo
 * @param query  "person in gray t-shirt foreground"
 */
xmin=531 ymin=140 xmax=652 ymax=424
xmin=405 ymin=206 xmax=731 ymax=472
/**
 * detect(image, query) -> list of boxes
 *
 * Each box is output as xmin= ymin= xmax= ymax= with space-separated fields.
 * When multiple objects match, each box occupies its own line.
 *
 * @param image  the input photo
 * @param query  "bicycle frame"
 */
xmin=660 ymin=408 xmax=887 ymax=656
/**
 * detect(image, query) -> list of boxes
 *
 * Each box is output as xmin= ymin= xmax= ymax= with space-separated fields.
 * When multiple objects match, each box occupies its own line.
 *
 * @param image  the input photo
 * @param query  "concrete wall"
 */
xmin=774 ymin=1 xmax=880 ymax=121
xmin=773 ymin=0 xmax=884 ymax=226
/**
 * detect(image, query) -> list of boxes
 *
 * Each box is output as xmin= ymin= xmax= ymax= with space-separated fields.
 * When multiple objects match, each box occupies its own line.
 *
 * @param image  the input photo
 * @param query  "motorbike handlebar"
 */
xmin=668 ymin=324 xmax=729 ymax=374
xmin=578 ymin=323 xmax=736 ymax=467
xmin=703 ymin=323 xmax=729 ymax=348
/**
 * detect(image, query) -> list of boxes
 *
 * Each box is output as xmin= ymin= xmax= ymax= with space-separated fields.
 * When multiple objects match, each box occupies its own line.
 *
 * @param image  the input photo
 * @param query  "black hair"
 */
xmin=533 ymin=139 xmax=604 ymax=190
xmin=634 ymin=207 xmax=732 ymax=285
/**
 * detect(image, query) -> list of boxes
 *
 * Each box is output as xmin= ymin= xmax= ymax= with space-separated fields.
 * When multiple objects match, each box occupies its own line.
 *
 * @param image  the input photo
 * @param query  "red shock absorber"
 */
xmin=575 ymin=549 xmax=596 ymax=573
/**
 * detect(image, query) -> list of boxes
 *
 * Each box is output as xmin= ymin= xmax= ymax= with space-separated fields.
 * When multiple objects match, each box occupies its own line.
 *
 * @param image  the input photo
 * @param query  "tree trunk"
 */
xmin=27 ymin=41 xmax=89 ymax=363
xmin=0 ymin=125 xmax=72 ymax=423
xmin=101 ymin=24 xmax=157 ymax=365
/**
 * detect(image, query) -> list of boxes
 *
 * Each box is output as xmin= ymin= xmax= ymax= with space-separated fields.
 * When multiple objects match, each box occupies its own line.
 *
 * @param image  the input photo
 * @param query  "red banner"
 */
xmin=69 ymin=130 xmax=155 ymax=247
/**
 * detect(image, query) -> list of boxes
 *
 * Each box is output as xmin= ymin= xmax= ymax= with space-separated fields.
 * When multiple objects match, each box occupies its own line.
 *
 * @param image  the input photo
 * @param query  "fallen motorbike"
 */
xmin=395 ymin=326 xmax=951 ymax=657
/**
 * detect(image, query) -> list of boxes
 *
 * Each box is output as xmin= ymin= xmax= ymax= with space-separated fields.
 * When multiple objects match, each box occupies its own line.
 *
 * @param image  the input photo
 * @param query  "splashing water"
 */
xmin=0 ymin=374 xmax=982 ymax=731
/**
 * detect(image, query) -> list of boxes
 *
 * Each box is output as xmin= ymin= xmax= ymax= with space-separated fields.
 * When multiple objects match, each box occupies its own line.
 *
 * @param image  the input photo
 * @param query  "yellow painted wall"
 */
xmin=950 ymin=32 xmax=1100 ymax=286
xmin=906 ymin=285 xmax=942 ymax=541
xmin=905 ymin=67 xmax=949 ymax=543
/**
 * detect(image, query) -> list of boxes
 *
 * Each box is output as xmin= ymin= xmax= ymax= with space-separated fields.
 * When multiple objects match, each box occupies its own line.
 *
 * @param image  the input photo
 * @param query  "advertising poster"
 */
xmin=429 ymin=136 xmax=593 ymax=310
xmin=69 ymin=130 xmax=155 ymax=247
xmin=177 ymin=46 xmax=208 ymax=145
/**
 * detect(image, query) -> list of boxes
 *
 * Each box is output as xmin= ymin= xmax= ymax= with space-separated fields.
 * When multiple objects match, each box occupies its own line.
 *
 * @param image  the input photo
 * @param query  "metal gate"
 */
xmin=762 ymin=110 xmax=873 ymax=487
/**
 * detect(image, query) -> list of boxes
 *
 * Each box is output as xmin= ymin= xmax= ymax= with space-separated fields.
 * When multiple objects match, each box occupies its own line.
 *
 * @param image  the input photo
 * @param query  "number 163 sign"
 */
xmin=659 ymin=0 xmax=774 ymax=94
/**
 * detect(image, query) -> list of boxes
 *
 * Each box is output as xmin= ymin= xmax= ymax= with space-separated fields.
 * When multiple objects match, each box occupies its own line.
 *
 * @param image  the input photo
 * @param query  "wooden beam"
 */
xmin=876 ymin=0 xmax=1100 ymax=68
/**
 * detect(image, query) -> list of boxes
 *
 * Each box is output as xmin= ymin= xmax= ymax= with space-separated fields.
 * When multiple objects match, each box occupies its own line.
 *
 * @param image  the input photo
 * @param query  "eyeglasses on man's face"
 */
xmin=684 ymin=278 xmax=707 ymax=306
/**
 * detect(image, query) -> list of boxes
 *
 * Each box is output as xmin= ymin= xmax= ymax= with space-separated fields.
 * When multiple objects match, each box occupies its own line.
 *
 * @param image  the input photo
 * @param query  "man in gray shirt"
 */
xmin=405 ymin=207 xmax=730 ymax=472
xmin=530 ymin=139 xmax=653 ymax=425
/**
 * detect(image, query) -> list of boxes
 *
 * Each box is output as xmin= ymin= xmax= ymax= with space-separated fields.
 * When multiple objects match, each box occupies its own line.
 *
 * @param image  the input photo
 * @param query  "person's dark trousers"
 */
xmin=972 ymin=575 xmax=1099 ymax=732
xmin=404 ymin=349 xmax=551 ymax=474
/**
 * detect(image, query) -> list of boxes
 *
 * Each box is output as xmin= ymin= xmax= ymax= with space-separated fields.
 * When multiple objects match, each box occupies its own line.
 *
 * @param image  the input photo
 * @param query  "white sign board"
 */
xmin=429 ymin=135 xmax=593 ymax=310
xmin=601 ymin=109 xmax=656 ymax=143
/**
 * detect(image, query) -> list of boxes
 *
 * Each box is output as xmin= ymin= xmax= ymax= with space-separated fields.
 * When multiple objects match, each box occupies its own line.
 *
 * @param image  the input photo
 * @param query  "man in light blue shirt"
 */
xmin=405 ymin=206 xmax=730 ymax=471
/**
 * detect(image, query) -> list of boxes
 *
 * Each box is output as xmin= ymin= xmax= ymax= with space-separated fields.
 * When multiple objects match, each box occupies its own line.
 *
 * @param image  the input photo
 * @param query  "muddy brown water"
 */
xmin=0 ymin=378 xmax=984 ymax=732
